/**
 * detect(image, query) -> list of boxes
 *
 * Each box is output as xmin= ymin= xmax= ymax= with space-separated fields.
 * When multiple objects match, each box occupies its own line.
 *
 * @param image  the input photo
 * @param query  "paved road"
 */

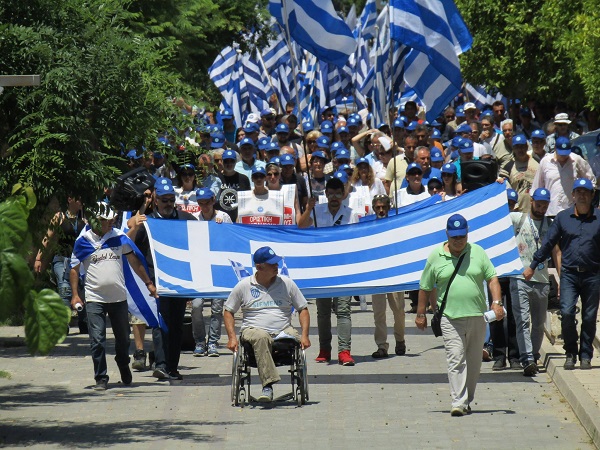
xmin=0 ymin=300 xmax=594 ymax=449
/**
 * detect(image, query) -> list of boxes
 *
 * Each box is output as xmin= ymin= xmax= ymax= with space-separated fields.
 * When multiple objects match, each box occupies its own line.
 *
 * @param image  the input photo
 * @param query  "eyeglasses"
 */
xmin=267 ymin=172 xmax=280 ymax=177
xmin=224 ymin=159 xmax=235 ymax=164
xmin=158 ymin=197 xmax=175 ymax=203
xmin=307 ymin=140 xmax=317 ymax=144
xmin=326 ymin=192 xmax=344 ymax=199
xmin=407 ymin=171 xmax=422 ymax=176
xmin=214 ymin=158 xmax=222 ymax=162
xmin=442 ymin=173 xmax=454 ymax=177
xmin=445 ymin=115 xmax=455 ymax=119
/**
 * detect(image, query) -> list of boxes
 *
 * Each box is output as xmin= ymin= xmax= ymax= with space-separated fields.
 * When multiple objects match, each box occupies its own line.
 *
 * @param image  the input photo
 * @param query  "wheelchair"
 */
xmin=231 ymin=337 xmax=308 ymax=407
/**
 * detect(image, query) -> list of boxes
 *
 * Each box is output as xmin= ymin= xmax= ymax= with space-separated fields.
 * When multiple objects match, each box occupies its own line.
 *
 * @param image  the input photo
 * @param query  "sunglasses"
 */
xmin=326 ymin=192 xmax=344 ymax=199
xmin=267 ymin=172 xmax=280 ymax=177
xmin=158 ymin=197 xmax=175 ymax=203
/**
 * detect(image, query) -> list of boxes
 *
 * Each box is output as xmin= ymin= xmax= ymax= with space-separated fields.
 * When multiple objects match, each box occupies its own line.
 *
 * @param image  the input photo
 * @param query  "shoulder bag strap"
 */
xmin=438 ymin=252 xmax=467 ymax=316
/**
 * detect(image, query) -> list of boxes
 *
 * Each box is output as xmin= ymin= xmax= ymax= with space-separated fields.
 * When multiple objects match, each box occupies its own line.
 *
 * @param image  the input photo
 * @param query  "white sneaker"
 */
xmin=257 ymin=385 xmax=273 ymax=402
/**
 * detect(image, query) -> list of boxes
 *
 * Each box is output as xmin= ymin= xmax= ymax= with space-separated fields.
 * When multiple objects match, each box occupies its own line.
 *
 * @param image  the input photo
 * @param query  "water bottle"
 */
xmin=74 ymin=302 xmax=84 ymax=312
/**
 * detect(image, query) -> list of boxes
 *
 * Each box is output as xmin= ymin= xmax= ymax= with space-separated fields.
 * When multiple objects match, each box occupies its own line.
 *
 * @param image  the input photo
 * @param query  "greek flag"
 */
xmin=390 ymin=0 xmax=472 ymax=121
xmin=357 ymin=0 xmax=377 ymax=40
xmin=145 ymin=182 xmax=522 ymax=299
xmin=71 ymin=225 xmax=165 ymax=329
xmin=464 ymin=83 xmax=507 ymax=110
xmin=269 ymin=0 xmax=357 ymax=67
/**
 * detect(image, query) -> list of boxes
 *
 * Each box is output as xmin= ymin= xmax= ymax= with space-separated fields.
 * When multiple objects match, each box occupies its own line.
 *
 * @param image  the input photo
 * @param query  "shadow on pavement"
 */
xmin=0 ymin=418 xmax=241 ymax=447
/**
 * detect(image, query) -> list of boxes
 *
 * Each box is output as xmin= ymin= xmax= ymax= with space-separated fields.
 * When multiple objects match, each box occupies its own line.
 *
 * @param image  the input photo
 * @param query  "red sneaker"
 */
xmin=338 ymin=350 xmax=355 ymax=366
xmin=315 ymin=349 xmax=331 ymax=363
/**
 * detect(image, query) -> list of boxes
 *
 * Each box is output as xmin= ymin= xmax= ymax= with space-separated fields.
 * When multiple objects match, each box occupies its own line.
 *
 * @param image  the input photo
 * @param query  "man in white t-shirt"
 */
xmin=297 ymin=177 xmax=358 ymax=366
xmin=224 ymin=247 xmax=310 ymax=402
xmin=70 ymin=202 xmax=157 ymax=391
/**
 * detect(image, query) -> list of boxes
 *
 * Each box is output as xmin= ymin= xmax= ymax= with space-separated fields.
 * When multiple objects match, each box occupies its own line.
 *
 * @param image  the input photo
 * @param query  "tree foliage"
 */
xmin=0 ymin=0 xmax=181 ymax=213
xmin=456 ymin=0 xmax=597 ymax=109
xmin=0 ymin=184 xmax=69 ymax=355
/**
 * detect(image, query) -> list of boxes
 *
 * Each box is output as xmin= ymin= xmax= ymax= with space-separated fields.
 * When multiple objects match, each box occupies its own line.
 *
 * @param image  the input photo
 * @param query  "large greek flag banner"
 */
xmin=146 ymin=183 xmax=522 ymax=299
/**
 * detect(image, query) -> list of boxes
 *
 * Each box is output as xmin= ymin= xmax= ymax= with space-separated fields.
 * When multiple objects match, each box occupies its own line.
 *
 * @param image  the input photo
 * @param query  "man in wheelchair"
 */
xmin=224 ymin=246 xmax=311 ymax=402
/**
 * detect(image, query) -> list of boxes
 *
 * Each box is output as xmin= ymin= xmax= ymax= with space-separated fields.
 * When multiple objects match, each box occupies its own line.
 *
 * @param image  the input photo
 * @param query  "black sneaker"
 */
xmin=395 ymin=341 xmax=406 ymax=356
xmin=509 ymin=359 xmax=522 ymax=370
xmin=118 ymin=365 xmax=132 ymax=385
xmin=523 ymin=361 xmax=537 ymax=376
xmin=153 ymin=367 xmax=170 ymax=380
xmin=93 ymin=378 xmax=108 ymax=391
xmin=131 ymin=350 xmax=147 ymax=371
xmin=168 ymin=371 xmax=183 ymax=380
xmin=492 ymin=359 xmax=506 ymax=371
xmin=564 ymin=354 xmax=576 ymax=370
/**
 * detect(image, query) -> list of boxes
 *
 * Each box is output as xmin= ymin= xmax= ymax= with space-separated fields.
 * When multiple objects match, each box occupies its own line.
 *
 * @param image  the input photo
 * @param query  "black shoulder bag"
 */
xmin=431 ymin=253 xmax=466 ymax=337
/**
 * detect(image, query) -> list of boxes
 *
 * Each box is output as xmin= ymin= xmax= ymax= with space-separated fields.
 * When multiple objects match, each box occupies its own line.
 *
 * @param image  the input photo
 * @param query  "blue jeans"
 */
xmin=316 ymin=296 xmax=352 ymax=352
xmin=52 ymin=255 xmax=72 ymax=307
xmin=509 ymin=278 xmax=549 ymax=363
xmin=560 ymin=269 xmax=600 ymax=360
xmin=152 ymin=297 xmax=188 ymax=373
xmin=86 ymin=301 xmax=130 ymax=381
xmin=191 ymin=298 xmax=224 ymax=345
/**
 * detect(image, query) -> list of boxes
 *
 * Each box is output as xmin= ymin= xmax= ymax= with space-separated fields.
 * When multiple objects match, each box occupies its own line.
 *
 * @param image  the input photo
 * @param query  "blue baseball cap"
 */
xmin=406 ymin=121 xmax=419 ymax=131
xmin=243 ymin=123 xmax=260 ymax=133
xmin=267 ymin=156 xmax=281 ymax=167
xmin=455 ymin=123 xmax=472 ymax=134
xmin=377 ymin=122 xmax=390 ymax=130
xmin=355 ymin=157 xmax=369 ymax=166
xmin=441 ymin=163 xmax=457 ymax=174
xmin=195 ymin=188 xmax=214 ymax=200
xmin=251 ymin=166 xmax=266 ymax=177
xmin=310 ymin=151 xmax=329 ymax=162
xmin=531 ymin=188 xmax=550 ymax=202
xmin=260 ymin=108 xmax=274 ymax=117
xmin=331 ymin=141 xmax=346 ymax=154
xmin=555 ymin=136 xmax=571 ymax=156
xmin=155 ymin=182 xmax=175 ymax=197
xmin=333 ymin=170 xmax=349 ymax=184
xmin=431 ymin=149 xmax=444 ymax=162
xmin=275 ymin=123 xmax=289 ymax=133
xmin=531 ymin=129 xmax=546 ymax=140
xmin=211 ymin=133 xmax=226 ymax=148
xmin=302 ymin=119 xmax=314 ymax=132
xmin=266 ymin=142 xmax=280 ymax=153
xmin=239 ymin=137 xmax=255 ymax=148
xmin=391 ymin=118 xmax=404 ymax=130
xmin=573 ymin=178 xmax=593 ymax=191
xmin=126 ymin=149 xmax=141 ymax=160
xmin=253 ymin=246 xmax=282 ymax=265
xmin=340 ymin=163 xmax=353 ymax=172
xmin=154 ymin=177 xmax=171 ymax=186
xmin=320 ymin=120 xmax=334 ymax=134
xmin=257 ymin=137 xmax=271 ymax=150
xmin=451 ymin=136 xmax=463 ymax=148
xmin=316 ymin=136 xmax=331 ymax=148
xmin=337 ymin=126 xmax=349 ymax=134
xmin=222 ymin=150 xmax=237 ymax=161
xmin=455 ymin=105 xmax=465 ymax=118
xmin=406 ymin=162 xmax=423 ymax=174
xmin=335 ymin=148 xmax=350 ymax=160
xmin=512 ymin=134 xmax=527 ymax=146
xmin=347 ymin=117 xmax=361 ymax=127
xmin=431 ymin=119 xmax=442 ymax=127
xmin=431 ymin=129 xmax=442 ymax=139
xmin=280 ymin=154 xmax=295 ymax=166
xmin=447 ymin=214 xmax=468 ymax=237
xmin=507 ymin=189 xmax=518 ymax=202
xmin=481 ymin=110 xmax=493 ymax=119
xmin=180 ymin=163 xmax=195 ymax=172
xmin=221 ymin=109 xmax=233 ymax=119
xmin=459 ymin=139 xmax=474 ymax=153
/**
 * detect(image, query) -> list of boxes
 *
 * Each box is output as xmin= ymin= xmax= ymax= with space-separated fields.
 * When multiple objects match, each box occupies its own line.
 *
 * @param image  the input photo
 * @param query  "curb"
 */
xmin=540 ymin=339 xmax=600 ymax=449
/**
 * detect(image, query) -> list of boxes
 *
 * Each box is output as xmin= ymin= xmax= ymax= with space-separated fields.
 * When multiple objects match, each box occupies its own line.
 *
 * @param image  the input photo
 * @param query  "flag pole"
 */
xmin=256 ymin=47 xmax=283 ymax=115
xmin=281 ymin=0 xmax=318 ymax=226
xmin=386 ymin=31 xmax=399 ymax=215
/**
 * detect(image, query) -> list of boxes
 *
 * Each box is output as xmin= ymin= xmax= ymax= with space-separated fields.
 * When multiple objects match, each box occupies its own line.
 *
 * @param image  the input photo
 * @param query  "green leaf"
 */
xmin=0 ymin=251 xmax=33 ymax=321
xmin=0 ymin=197 xmax=29 ymax=254
xmin=25 ymin=289 xmax=70 ymax=355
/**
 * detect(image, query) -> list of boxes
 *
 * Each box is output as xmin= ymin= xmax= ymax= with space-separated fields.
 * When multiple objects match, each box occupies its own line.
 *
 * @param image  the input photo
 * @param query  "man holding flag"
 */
xmin=70 ymin=202 xmax=157 ymax=391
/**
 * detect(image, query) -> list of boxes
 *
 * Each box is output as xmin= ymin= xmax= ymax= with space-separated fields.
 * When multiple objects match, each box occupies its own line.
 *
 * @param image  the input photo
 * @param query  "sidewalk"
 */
xmin=539 ymin=308 xmax=600 ymax=449
xmin=0 ymin=300 xmax=596 ymax=449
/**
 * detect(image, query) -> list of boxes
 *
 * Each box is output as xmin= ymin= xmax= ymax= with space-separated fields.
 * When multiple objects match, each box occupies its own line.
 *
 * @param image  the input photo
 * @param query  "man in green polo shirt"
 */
xmin=416 ymin=214 xmax=503 ymax=417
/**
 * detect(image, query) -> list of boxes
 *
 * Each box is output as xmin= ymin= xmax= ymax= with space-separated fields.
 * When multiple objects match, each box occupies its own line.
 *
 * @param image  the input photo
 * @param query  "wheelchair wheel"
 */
xmin=296 ymin=386 xmax=303 ymax=407
xmin=300 ymin=349 xmax=309 ymax=402
xmin=239 ymin=387 xmax=246 ymax=408
xmin=231 ymin=350 xmax=240 ymax=404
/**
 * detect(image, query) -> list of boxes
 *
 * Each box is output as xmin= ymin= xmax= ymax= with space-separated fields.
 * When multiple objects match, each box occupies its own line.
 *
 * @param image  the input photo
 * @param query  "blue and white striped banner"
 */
xmin=145 ymin=182 xmax=522 ymax=299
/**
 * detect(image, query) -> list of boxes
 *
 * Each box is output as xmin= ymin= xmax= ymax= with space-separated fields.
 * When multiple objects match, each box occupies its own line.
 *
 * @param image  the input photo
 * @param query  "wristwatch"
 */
xmin=492 ymin=300 xmax=503 ymax=307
